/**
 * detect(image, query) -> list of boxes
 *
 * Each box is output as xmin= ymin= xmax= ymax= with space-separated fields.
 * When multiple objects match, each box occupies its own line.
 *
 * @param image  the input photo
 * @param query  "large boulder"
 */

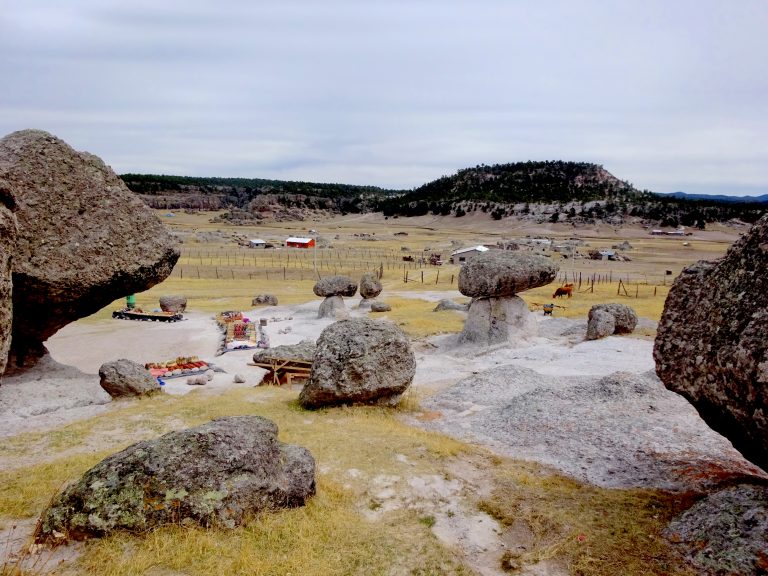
xmin=458 ymin=251 xmax=558 ymax=298
xmin=36 ymin=416 xmax=315 ymax=541
xmin=299 ymin=318 xmax=415 ymax=408
xmin=586 ymin=303 xmax=637 ymax=340
xmin=654 ymin=214 xmax=768 ymax=471
xmin=158 ymin=295 xmax=187 ymax=313
xmin=317 ymin=295 xmax=350 ymax=320
xmin=0 ymin=130 xmax=180 ymax=369
xmin=313 ymin=275 xmax=357 ymax=297
xmin=98 ymin=359 xmax=160 ymax=398
xmin=359 ymin=272 xmax=382 ymax=299
xmin=0 ymin=185 xmax=16 ymax=376
xmin=458 ymin=297 xmax=537 ymax=346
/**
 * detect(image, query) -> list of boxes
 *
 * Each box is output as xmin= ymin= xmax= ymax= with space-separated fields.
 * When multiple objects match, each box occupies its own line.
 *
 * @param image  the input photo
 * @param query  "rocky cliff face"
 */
xmin=654 ymin=213 xmax=768 ymax=471
xmin=0 ymin=129 xmax=180 ymax=370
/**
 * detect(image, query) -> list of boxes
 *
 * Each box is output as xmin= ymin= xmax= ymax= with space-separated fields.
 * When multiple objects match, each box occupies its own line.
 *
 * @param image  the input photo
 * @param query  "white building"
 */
xmin=450 ymin=245 xmax=489 ymax=264
xmin=248 ymin=239 xmax=267 ymax=248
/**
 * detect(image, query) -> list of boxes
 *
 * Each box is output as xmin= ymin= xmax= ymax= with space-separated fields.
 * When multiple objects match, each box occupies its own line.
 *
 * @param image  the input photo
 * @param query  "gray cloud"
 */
xmin=1 ymin=0 xmax=766 ymax=194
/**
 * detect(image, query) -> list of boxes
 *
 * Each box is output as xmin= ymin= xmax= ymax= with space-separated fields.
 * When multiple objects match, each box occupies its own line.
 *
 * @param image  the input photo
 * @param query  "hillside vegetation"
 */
xmin=121 ymin=162 xmax=766 ymax=227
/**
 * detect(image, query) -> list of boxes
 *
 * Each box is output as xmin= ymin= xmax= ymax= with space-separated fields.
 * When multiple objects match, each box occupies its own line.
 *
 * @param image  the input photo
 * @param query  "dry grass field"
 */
xmin=2 ymin=210 xmax=741 ymax=575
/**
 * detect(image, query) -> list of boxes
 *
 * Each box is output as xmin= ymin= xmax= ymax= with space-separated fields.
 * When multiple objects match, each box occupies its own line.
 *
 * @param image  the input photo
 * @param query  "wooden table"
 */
xmin=249 ymin=358 xmax=312 ymax=386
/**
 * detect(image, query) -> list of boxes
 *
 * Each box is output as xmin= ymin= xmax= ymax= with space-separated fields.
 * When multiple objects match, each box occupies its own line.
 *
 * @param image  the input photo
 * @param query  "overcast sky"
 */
xmin=1 ymin=1 xmax=766 ymax=195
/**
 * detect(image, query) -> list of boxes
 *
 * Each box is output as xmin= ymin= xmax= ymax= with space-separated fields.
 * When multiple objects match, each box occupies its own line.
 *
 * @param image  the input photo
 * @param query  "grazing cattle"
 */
xmin=552 ymin=283 xmax=574 ymax=298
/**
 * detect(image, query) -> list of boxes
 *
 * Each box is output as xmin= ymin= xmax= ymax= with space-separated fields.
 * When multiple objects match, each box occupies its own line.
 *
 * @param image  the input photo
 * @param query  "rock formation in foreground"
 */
xmin=299 ymin=318 xmax=415 ymax=408
xmin=457 ymin=251 xmax=558 ymax=345
xmin=654 ymin=213 xmax=768 ymax=471
xmin=0 ymin=129 xmax=180 ymax=370
xmin=313 ymin=275 xmax=357 ymax=319
xmin=664 ymin=484 xmax=768 ymax=576
xmin=36 ymin=416 xmax=315 ymax=541
xmin=0 ymin=183 xmax=16 ymax=376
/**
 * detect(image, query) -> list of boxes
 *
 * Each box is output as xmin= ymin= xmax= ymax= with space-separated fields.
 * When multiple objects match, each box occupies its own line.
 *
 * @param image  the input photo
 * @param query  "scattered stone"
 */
xmin=98 ymin=359 xmax=160 ymax=398
xmin=299 ymin=318 xmax=415 ymax=408
xmin=654 ymin=214 xmax=768 ymax=471
xmin=252 ymin=294 xmax=278 ymax=307
xmin=36 ymin=416 xmax=316 ymax=540
xmin=665 ymin=484 xmax=768 ymax=576
xmin=253 ymin=340 xmax=317 ymax=364
xmin=0 ymin=129 xmax=179 ymax=370
xmin=317 ymin=295 xmax=350 ymax=320
xmin=458 ymin=297 xmax=537 ymax=346
xmin=159 ymin=295 xmax=187 ymax=313
xmin=359 ymin=272 xmax=382 ymax=299
xmin=586 ymin=304 xmax=638 ymax=340
xmin=458 ymin=251 xmax=558 ymax=298
xmin=313 ymin=275 xmax=357 ymax=298
xmin=0 ymin=187 xmax=16 ymax=376
xmin=186 ymin=375 xmax=207 ymax=386
xmin=433 ymin=299 xmax=469 ymax=312
xmin=205 ymin=369 xmax=215 ymax=381
xmin=370 ymin=301 xmax=391 ymax=312
xmin=233 ymin=374 xmax=246 ymax=383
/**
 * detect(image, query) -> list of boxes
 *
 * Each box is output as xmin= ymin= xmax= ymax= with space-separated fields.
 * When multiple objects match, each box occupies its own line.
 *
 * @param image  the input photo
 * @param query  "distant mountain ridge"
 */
xmin=120 ymin=161 xmax=767 ymax=227
xmin=658 ymin=191 xmax=768 ymax=204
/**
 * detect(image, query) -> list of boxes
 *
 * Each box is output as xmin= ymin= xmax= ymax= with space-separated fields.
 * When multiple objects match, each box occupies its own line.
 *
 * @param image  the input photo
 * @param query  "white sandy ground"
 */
xmin=2 ymin=292 xmax=765 ymax=576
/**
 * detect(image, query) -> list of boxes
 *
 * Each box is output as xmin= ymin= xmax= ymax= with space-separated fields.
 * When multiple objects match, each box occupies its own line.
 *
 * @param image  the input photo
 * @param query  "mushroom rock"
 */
xmin=0 ymin=129 xmax=180 ymax=370
xmin=457 ymin=251 xmax=558 ymax=345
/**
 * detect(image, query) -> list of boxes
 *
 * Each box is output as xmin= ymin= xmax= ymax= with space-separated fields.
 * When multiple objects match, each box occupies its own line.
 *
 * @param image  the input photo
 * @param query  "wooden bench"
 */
xmin=248 ymin=357 xmax=312 ymax=386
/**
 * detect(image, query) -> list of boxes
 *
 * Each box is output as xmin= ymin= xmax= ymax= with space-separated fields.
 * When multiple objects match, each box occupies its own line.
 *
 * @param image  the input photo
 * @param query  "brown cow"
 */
xmin=552 ymin=283 xmax=574 ymax=298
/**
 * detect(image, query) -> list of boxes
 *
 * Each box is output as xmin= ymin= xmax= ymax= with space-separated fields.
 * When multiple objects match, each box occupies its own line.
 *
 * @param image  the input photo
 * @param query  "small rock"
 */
xmin=371 ymin=301 xmax=391 ymax=312
xmin=98 ymin=359 xmax=160 ymax=398
xmin=433 ymin=299 xmax=469 ymax=312
xmin=252 ymin=294 xmax=278 ymax=306
xmin=159 ymin=295 xmax=187 ymax=313
xmin=233 ymin=373 xmax=246 ymax=383
xmin=586 ymin=309 xmax=616 ymax=340
xmin=586 ymin=304 xmax=637 ymax=340
xmin=187 ymin=375 xmax=207 ymax=386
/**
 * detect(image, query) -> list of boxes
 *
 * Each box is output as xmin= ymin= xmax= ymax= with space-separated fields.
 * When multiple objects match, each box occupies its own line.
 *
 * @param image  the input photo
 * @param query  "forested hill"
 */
xmin=377 ymin=161 xmax=640 ymax=215
xmin=120 ymin=173 xmax=399 ymax=214
xmin=375 ymin=161 xmax=766 ymax=226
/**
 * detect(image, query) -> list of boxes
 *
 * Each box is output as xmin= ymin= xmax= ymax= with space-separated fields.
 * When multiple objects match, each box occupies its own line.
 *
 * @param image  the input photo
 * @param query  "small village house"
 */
xmin=286 ymin=237 xmax=315 ymax=248
xmin=248 ymin=239 xmax=267 ymax=248
xmin=450 ymin=245 xmax=488 ymax=264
